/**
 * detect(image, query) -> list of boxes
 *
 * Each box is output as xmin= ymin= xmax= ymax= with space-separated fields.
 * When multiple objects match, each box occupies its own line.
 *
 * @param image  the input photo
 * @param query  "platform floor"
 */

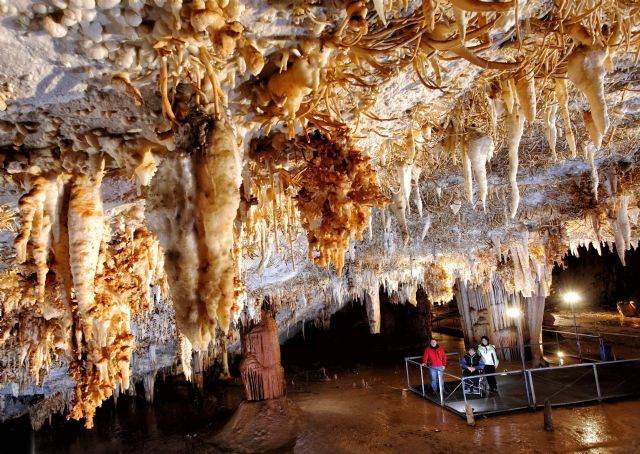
xmin=409 ymin=360 xmax=640 ymax=417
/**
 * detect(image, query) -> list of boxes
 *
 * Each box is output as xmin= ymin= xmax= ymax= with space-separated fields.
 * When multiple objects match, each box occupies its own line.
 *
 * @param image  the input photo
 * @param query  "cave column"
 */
xmin=416 ymin=286 xmax=432 ymax=342
xmin=239 ymin=311 xmax=286 ymax=401
xmin=455 ymin=278 xmax=476 ymax=347
xmin=525 ymin=278 xmax=546 ymax=366
xmin=488 ymin=276 xmax=521 ymax=361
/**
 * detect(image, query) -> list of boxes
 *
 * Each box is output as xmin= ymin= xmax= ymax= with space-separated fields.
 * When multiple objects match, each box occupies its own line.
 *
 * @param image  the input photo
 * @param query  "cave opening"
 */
xmin=280 ymin=288 xmax=434 ymax=372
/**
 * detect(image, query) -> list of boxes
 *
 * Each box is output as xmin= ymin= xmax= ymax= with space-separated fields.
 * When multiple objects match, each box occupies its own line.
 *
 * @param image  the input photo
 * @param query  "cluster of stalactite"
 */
xmin=0 ymin=154 xmax=168 ymax=428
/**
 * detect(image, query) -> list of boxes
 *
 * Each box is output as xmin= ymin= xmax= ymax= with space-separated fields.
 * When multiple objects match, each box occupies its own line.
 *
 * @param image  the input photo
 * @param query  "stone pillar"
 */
xmin=416 ymin=286 xmax=432 ymax=342
xmin=239 ymin=311 xmax=286 ymax=401
xmin=455 ymin=274 xmax=546 ymax=363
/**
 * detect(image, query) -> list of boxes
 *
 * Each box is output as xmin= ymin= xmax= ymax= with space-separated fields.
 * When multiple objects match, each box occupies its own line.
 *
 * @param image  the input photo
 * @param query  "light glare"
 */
xmin=563 ymin=291 xmax=581 ymax=304
xmin=506 ymin=307 xmax=522 ymax=318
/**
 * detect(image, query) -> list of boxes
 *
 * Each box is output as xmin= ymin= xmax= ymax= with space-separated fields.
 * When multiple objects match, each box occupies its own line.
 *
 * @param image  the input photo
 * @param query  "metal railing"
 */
xmin=405 ymin=355 xmax=640 ymax=417
xmin=542 ymin=328 xmax=640 ymax=362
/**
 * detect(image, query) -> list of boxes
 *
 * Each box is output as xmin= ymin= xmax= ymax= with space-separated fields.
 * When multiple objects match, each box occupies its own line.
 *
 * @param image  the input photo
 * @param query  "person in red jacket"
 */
xmin=422 ymin=338 xmax=447 ymax=394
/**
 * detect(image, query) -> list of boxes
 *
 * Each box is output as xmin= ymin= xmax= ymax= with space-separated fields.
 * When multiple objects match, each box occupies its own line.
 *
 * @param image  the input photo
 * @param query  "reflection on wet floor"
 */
xmin=3 ymin=332 xmax=640 ymax=453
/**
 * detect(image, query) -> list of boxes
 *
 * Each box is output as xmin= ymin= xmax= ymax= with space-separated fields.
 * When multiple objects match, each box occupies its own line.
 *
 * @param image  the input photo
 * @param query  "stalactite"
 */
xmin=68 ymin=161 xmax=105 ymax=345
xmin=467 ymin=133 xmax=494 ymax=211
xmin=544 ymin=104 xmax=558 ymax=161
xmin=364 ymin=284 xmax=381 ymax=334
xmin=179 ymin=332 xmax=193 ymax=382
xmin=555 ymin=78 xmax=577 ymax=157
xmin=147 ymin=117 xmax=241 ymax=350
xmin=508 ymin=106 xmax=525 ymax=219
xmin=586 ymin=144 xmax=599 ymax=200
xmin=613 ymin=195 xmax=631 ymax=266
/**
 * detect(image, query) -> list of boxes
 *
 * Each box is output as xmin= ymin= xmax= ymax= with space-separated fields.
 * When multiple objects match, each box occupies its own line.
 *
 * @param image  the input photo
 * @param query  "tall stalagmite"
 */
xmin=239 ymin=312 xmax=286 ymax=401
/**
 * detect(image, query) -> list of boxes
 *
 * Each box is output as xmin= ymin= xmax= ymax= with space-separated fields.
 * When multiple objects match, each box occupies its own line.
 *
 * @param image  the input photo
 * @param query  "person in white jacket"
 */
xmin=478 ymin=336 xmax=500 ymax=393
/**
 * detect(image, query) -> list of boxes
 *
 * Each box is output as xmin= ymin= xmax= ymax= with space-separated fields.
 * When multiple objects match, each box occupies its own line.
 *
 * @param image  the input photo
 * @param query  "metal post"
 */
xmin=592 ymin=364 xmax=602 ymax=402
xmin=516 ymin=317 xmax=531 ymax=406
xmin=405 ymin=359 xmax=410 ymax=390
xmin=419 ymin=364 xmax=426 ymax=397
xmin=462 ymin=376 xmax=468 ymax=404
xmin=439 ymin=370 xmax=444 ymax=407
xmin=572 ymin=305 xmax=583 ymax=362
xmin=527 ymin=370 xmax=537 ymax=407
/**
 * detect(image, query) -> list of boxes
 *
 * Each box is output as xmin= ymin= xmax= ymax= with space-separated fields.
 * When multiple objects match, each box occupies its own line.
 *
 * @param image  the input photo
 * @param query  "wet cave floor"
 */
xmin=11 ymin=352 xmax=640 ymax=453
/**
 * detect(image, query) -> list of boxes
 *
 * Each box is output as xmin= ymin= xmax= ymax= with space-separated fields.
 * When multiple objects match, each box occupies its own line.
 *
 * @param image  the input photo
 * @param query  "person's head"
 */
xmin=481 ymin=336 xmax=489 ymax=346
xmin=430 ymin=339 xmax=437 ymax=348
xmin=468 ymin=347 xmax=476 ymax=355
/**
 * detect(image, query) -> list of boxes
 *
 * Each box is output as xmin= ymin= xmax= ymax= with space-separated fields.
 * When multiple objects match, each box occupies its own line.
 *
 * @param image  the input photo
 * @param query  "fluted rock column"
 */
xmin=239 ymin=312 xmax=286 ymax=401
xmin=213 ymin=311 xmax=301 ymax=452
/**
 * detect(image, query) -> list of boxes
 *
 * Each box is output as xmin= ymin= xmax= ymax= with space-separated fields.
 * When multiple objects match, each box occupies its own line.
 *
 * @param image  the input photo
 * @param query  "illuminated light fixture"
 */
xmin=557 ymin=351 xmax=564 ymax=358
xmin=563 ymin=291 xmax=581 ymax=304
xmin=506 ymin=307 xmax=522 ymax=318
xmin=563 ymin=290 xmax=583 ymax=361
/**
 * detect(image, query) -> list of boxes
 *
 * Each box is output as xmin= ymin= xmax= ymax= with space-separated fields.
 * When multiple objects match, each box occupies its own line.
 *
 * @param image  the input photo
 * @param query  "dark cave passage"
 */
xmin=281 ymin=289 xmax=433 ymax=371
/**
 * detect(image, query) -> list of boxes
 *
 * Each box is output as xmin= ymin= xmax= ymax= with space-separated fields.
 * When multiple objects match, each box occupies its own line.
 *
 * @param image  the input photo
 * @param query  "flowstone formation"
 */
xmin=0 ymin=0 xmax=639 ymax=430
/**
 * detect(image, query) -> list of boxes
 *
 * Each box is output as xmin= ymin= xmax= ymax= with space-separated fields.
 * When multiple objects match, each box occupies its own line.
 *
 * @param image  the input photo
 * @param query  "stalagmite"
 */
xmin=239 ymin=313 xmax=286 ymax=401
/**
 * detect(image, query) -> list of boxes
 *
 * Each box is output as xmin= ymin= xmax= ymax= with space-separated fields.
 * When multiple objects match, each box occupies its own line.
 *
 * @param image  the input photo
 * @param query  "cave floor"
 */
xmin=15 ymin=361 xmax=640 ymax=453
xmin=290 ymin=364 xmax=640 ymax=453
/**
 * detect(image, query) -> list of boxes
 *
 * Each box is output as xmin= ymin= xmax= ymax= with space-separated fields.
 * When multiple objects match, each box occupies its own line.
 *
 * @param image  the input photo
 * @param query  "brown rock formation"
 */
xmin=212 ymin=311 xmax=301 ymax=452
xmin=239 ymin=312 xmax=286 ymax=401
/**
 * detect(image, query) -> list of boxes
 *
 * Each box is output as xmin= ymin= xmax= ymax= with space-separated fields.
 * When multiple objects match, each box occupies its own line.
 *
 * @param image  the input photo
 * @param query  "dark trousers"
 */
xmin=484 ymin=364 xmax=497 ymax=389
xmin=462 ymin=369 xmax=480 ymax=390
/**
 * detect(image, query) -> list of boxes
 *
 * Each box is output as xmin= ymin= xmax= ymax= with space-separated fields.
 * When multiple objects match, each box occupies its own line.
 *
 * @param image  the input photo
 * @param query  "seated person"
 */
xmin=460 ymin=346 xmax=484 ymax=394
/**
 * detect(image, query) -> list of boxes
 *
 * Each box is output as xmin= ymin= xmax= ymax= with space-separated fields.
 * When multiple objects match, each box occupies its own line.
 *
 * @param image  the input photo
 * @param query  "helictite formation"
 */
xmin=0 ymin=0 xmax=639 ymax=429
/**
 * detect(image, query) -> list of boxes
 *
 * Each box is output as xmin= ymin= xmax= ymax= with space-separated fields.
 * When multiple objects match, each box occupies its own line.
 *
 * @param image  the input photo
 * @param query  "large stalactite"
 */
xmin=146 ymin=116 xmax=241 ymax=351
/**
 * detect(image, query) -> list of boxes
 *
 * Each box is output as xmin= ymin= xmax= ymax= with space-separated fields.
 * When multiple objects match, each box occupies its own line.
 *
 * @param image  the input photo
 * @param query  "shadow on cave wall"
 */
xmin=280 ymin=288 xmax=431 ymax=371
xmin=548 ymin=244 xmax=640 ymax=310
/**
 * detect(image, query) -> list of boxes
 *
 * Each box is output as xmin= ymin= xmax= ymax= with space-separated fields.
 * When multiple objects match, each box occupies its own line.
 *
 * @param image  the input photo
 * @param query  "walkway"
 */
xmin=405 ymin=356 xmax=640 ymax=417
